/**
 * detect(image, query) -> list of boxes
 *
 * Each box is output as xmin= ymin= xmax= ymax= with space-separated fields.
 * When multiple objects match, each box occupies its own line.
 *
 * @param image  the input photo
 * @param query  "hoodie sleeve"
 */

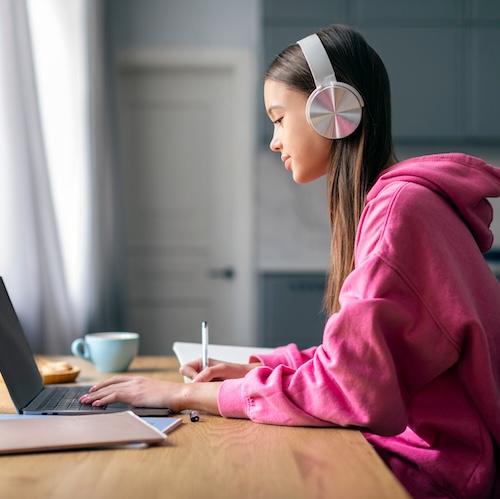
xmin=218 ymin=256 xmax=435 ymax=435
xmin=249 ymin=345 xmax=317 ymax=369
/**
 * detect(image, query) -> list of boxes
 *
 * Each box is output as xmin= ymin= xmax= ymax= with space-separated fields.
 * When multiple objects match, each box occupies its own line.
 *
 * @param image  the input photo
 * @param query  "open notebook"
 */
xmin=172 ymin=342 xmax=275 ymax=382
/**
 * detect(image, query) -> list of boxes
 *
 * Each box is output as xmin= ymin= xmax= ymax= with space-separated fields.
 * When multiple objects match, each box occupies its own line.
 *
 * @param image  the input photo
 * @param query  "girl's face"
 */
xmin=264 ymin=79 xmax=332 ymax=184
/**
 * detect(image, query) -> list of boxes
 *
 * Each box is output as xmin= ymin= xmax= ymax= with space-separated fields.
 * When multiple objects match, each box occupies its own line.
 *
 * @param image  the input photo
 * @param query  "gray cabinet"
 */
xmin=261 ymin=0 xmax=500 ymax=144
xmin=259 ymin=273 xmax=327 ymax=350
xmin=468 ymin=27 xmax=500 ymax=139
xmin=354 ymin=0 xmax=460 ymax=23
xmin=362 ymin=26 xmax=462 ymax=141
xmin=471 ymin=0 xmax=500 ymax=21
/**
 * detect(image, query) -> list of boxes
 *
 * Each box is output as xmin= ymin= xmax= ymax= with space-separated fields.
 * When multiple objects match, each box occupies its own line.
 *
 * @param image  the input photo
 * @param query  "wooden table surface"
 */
xmin=0 ymin=356 xmax=410 ymax=499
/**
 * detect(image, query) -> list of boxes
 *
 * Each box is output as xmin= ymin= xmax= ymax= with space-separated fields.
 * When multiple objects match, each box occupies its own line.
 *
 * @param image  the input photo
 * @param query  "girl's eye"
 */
xmin=273 ymin=117 xmax=283 ymax=125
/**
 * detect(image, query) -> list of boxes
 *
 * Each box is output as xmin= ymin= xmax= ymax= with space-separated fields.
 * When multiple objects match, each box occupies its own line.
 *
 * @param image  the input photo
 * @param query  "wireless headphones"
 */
xmin=297 ymin=34 xmax=364 ymax=140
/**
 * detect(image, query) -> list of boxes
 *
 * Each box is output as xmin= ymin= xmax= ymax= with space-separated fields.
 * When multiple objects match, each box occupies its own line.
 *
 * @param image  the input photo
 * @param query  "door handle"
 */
xmin=209 ymin=267 xmax=235 ymax=280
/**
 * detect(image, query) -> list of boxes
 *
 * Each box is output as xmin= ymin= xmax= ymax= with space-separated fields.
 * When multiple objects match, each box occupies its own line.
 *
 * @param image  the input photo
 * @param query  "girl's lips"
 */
xmin=282 ymin=156 xmax=291 ymax=170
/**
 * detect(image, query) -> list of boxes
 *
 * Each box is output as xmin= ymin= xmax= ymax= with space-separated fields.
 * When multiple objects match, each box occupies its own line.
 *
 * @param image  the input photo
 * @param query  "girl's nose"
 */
xmin=269 ymin=132 xmax=281 ymax=152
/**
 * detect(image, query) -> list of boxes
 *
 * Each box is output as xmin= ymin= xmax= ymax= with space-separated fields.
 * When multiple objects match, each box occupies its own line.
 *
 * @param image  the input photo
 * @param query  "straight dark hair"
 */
xmin=265 ymin=24 xmax=396 ymax=315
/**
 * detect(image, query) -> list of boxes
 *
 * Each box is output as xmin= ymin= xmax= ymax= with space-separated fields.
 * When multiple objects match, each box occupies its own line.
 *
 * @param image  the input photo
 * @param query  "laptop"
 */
xmin=0 ymin=277 xmax=171 ymax=416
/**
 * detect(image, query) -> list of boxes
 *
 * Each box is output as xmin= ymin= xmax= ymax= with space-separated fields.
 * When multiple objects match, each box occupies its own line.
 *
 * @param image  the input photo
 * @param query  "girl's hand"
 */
xmin=79 ymin=375 xmax=221 ymax=414
xmin=179 ymin=358 xmax=262 ymax=382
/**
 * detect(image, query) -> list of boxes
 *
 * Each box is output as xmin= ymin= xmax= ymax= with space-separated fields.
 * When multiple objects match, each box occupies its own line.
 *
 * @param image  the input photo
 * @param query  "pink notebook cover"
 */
xmin=0 ymin=410 xmax=167 ymax=454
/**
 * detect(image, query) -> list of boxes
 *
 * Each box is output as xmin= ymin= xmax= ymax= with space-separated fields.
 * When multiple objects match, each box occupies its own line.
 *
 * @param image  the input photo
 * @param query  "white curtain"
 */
xmin=0 ymin=0 xmax=125 ymax=353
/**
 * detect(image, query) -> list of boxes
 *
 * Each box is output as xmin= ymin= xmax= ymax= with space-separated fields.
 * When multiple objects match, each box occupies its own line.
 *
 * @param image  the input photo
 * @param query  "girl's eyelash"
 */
xmin=273 ymin=117 xmax=283 ymax=125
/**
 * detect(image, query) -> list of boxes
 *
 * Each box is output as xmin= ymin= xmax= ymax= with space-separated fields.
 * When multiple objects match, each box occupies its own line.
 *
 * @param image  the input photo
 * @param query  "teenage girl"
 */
xmin=81 ymin=24 xmax=500 ymax=498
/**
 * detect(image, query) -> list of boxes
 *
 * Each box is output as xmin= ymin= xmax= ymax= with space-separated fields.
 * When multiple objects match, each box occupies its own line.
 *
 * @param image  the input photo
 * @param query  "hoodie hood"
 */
xmin=368 ymin=153 xmax=500 ymax=253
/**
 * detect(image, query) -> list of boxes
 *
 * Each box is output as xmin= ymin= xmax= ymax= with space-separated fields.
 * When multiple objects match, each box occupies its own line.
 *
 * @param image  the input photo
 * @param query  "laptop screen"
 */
xmin=0 ymin=277 xmax=44 ymax=412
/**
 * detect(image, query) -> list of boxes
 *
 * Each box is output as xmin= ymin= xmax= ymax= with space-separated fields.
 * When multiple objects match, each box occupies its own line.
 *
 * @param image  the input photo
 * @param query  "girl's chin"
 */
xmin=292 ymin=171 xmax=325 ymax=184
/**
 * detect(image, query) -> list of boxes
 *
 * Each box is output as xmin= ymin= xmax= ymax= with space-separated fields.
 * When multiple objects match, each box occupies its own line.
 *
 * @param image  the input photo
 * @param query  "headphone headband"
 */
xmin=297 ymin=34 xmax=338 ymax=88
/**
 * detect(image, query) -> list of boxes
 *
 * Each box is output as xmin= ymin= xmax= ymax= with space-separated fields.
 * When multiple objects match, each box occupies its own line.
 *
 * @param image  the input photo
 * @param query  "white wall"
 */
xmin=257 ymin=150 xmax=331 ymax=271
xmin=257 ymin=145 xmax=500 ymax=272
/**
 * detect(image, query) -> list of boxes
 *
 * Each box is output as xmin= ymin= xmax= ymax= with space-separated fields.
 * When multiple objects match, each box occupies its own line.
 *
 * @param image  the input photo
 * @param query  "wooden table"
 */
xmin=0 ymin=356 xmax=410 ymax=499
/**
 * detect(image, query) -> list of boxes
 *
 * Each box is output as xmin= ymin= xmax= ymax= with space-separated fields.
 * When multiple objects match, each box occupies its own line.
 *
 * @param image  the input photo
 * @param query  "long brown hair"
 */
xmin=265 ymin=24 xmax=395 ymax=315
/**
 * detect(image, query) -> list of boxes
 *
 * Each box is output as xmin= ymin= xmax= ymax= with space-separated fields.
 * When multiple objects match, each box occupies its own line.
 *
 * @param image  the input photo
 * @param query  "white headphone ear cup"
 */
xmin=306 ymin=83 xmax=363 ymax=139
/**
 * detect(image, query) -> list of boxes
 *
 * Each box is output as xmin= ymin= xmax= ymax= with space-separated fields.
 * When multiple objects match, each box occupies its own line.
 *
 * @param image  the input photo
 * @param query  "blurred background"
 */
xmin=1 ymin=0 xmax=499 ymax=355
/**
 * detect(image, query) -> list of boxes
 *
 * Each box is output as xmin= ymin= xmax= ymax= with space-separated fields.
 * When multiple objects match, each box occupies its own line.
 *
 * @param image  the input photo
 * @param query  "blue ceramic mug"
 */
xmin=71 ymin=332 xmax=140 ymax=372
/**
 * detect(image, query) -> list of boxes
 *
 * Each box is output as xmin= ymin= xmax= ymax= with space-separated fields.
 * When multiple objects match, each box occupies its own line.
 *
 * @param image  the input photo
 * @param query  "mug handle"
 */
xmin=71 ymin=338 xmax=90 ymax=360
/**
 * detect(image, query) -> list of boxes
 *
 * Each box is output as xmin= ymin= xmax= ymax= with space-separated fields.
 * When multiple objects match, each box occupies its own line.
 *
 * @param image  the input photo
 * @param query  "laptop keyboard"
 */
xmin=41 ymin=386 xmax=106 ymax=412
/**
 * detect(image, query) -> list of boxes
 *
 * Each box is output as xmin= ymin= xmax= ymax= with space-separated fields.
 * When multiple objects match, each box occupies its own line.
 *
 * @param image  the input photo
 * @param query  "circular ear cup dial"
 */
xmin=306 ymin=83 xmax=363 ymax=139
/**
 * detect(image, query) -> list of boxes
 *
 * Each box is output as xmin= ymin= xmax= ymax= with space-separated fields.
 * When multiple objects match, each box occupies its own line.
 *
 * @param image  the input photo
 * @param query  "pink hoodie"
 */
xmin=218 ymin=154 xmax=500 ymax=498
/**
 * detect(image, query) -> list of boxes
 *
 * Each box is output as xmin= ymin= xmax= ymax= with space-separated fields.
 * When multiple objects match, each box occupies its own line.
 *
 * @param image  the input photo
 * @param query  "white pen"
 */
xmin=201 ymin=321 xmax=209 ymax=370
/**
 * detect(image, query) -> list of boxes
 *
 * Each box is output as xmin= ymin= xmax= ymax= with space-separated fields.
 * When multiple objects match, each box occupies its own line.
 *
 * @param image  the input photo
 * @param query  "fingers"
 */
xmin=80 ymin=376 xmax=175 ymax=410
xmin=88 ymin=375 xmax=130 ymax=392
xmin=195 ymin=363 xmax=238 ymax=382
xmin=80 ymin=386 xmax=120 ymax=406
xmin=179 ymin=365 xmax=211 ymax=382
xmin=81 ymin=391 xmax=119 ymax=407
xmin=179 ymin=364 xmax=200 ymax=380
xmin=80 ymin=376 xmax=135 ymax=406
xmin=179 ymin=358 xmax=219 ymax=381
xmin=189 ymin=361 xmax=261 ymax=382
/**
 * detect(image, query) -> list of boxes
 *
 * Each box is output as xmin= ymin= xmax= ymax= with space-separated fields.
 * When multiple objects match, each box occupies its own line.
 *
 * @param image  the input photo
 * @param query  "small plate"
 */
xmin=41 ymin=366 xmax=81 ymax=384
xmin=36 ymin=360 xmax=81 ymax=384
